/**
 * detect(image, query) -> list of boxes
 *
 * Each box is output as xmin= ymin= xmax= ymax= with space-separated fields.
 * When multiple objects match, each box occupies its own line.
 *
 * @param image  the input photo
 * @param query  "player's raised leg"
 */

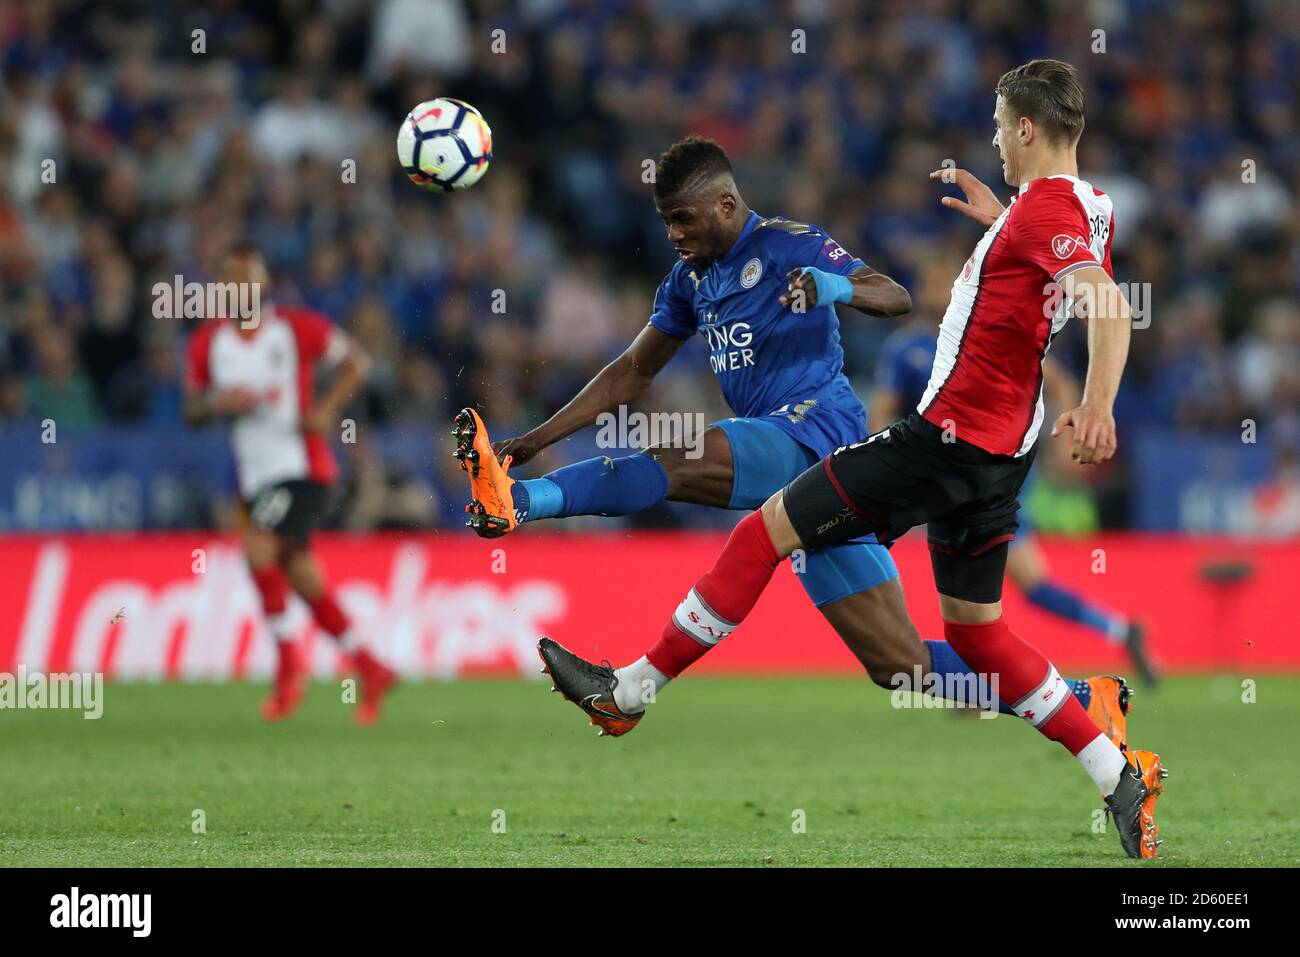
xmin=453 ymin=410 xmax=733 ymax=538
xmin=809 ymin=565 xmax=1129 ymax=744
xmin=540 ymin=416 xmax=1130 ymax=744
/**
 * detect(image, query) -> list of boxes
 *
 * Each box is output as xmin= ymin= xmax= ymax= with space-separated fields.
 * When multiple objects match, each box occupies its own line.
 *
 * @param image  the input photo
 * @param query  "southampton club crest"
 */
xmin=740 ymin=257 xmax=763 ymax=288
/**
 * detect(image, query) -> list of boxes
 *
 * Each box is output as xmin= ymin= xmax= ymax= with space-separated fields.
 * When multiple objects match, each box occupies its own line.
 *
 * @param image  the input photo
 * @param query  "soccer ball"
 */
xmin=396 ymin=97 xmax=492 ymax=192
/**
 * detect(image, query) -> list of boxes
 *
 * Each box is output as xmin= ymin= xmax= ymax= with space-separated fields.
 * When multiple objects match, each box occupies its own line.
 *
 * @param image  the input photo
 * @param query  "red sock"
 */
xmin=647 ymin=510 xmax=781 ymax=677
xmin=250 ymin=565 xmax=288 ymax=616
xmin=943 ymin=617 xmax=1102 ymax=755
xmin=309 ymin=591 xmax=351 ymax=639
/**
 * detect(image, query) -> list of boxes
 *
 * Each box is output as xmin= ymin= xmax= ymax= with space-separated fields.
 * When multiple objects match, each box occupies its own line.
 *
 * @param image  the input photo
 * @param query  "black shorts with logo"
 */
xmin=244 ymin=480 xmax=332 ymax=549
xmin=782 ymin=414 xmax=1036 ymax=602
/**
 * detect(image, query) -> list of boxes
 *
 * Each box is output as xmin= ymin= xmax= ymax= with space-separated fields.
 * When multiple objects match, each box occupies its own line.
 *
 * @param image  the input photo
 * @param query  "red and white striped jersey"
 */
xmin=186 ymin=306 xmax=346 ymax=497
xmin=919 ymin=174 xmax=1115 ymax=457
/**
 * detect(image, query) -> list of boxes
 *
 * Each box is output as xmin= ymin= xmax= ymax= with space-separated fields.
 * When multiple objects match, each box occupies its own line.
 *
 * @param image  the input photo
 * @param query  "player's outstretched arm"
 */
xmin=930 ymin=168 xmax=1006 ymax=228
xmin=1051 ymin=265 xmax=1132 ymax=465
xmin=493 ymin=324 xmax=686 ymax=467
xmin=780 ymin=265 xmax=911 ymax=317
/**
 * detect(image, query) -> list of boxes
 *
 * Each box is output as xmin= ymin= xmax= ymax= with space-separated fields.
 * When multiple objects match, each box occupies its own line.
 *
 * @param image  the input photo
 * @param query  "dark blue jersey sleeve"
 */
xmin=648 ymin=267 xmax=696 ymax=340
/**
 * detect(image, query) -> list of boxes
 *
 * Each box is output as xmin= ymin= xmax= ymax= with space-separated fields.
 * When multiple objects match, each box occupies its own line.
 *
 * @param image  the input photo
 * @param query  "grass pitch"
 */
xmin=1 ymin=676 xmax=1295 ymax=867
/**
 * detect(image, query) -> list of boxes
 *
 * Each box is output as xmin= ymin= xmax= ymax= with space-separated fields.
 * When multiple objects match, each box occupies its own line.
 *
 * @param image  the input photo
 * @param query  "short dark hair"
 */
xmin=653 ymin=135 xmax=732 ymax=200
xmin=995 ymin=59 xmax=1085 ymax=146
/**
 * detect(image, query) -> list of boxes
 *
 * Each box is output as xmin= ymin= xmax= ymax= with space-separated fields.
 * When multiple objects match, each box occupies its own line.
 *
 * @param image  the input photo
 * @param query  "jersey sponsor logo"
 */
xmin=740 ymin=257 xmax=763 ymax=288
xmin=702 ymin=320 xmax=755 ymax=373
xmin=824 ymin=241 xmax=849 ymax=262
xmin=1051 ymin=233 xmax=1089 ymax=260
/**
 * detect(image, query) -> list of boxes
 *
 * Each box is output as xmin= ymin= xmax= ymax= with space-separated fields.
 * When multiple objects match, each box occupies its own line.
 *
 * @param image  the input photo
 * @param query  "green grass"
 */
xmin=1 ymin=676 xmax=1296 ymax=866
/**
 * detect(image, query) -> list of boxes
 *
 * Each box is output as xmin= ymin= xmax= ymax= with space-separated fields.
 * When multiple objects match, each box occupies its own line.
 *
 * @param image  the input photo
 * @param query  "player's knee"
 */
xmin=657 ymin=439 xmax=731 ymax=506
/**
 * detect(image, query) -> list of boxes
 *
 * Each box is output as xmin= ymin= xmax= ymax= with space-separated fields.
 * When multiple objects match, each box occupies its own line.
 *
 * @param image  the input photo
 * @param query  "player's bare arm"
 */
xmin=303 ymin=338 xmax=371 ymax=434
xmin=779 ymin=264 xmax=911 ymax=317
xmin=1051 ymin=265 xmax=1132 ymax=465
xmin=929 ymin=168 xmax=1006 ymax=228
xmin=492 ymin=324 xmax=686 ymax=466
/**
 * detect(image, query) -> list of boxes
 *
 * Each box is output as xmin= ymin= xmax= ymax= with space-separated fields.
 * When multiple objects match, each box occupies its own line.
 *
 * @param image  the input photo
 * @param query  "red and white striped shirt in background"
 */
xmin=186 ymin=306 xmax=346 ymax=497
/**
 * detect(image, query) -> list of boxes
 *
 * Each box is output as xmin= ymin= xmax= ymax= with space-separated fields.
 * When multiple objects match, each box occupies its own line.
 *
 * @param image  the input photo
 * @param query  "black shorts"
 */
xmin=244 ymin=480 xmax=332 ymax=549
xmin=782 ymin=414 xmax=1035 ymax=602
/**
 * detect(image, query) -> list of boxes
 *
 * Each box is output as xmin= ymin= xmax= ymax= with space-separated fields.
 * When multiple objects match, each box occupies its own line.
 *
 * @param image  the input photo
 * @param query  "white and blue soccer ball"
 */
xmin=396 ymin=97 xmax=493 ymax=192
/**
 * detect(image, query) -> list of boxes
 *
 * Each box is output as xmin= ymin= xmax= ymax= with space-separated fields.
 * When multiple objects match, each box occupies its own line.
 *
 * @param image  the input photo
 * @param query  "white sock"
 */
xmin=1077 ymin=733 xmax=1128 ymax=795
xmin=613 ymin=656 xmax=670 ymax=714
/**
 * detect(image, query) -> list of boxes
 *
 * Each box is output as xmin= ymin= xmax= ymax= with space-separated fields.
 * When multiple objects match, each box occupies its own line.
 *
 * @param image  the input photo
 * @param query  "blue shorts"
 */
xmin=712 ymin=416 xmax=899 ymax=608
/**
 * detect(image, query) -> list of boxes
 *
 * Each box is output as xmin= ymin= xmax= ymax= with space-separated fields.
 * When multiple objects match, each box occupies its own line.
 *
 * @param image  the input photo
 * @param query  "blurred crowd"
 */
xmin=1 ymin=0 xmax=1297 ymax=531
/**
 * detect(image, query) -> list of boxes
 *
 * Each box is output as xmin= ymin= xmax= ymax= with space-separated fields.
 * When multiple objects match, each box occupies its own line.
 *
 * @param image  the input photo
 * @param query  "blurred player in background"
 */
xmin=183 ymin=243 xmax=396 ymax=723
xmin=872 ymin=257 xmax=1159 ymax=685
xmin=459 ymin=136 xmax=1130 ymax=744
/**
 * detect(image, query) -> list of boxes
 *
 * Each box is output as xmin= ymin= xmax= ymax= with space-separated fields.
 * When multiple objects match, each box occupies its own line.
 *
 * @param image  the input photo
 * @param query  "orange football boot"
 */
xmin=1105 ymin=748 xmax=1167 ymax=859
xmin=1084 ymin=675 xmax=1132 ymax=751
xmin=452 ymin=408 xmax=517 ymax=538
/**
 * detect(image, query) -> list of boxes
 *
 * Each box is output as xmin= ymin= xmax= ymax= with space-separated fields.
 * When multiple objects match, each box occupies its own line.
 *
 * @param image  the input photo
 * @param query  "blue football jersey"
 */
xmin=649 ymin=212 xmax=869 ymax=458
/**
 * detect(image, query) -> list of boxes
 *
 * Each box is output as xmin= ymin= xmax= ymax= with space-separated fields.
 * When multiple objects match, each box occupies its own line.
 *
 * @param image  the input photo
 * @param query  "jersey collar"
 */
xmin=1018 ymin=173 xmax=1082 ymax=195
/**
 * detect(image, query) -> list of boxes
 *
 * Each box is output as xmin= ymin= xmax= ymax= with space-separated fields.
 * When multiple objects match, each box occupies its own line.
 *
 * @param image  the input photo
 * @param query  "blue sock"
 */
xmin=516 ymin=453 xmax=669 ymax=522
xmin=1023 ymin=580 xmax=1125 ymax=641
xmin=923 ymin=640 xmax=1091 ymax=715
